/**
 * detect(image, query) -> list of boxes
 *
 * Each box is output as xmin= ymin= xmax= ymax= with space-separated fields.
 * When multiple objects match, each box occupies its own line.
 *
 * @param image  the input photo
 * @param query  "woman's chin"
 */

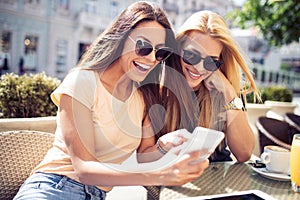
xmin=187 ymin=77 xmax=202 ymax=88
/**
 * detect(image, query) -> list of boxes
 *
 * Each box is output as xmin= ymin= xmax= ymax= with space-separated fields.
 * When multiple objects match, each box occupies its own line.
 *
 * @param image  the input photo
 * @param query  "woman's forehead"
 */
xmin=182 ymin=31 xmax=222 ymax=56
xmin=130 ymin=21 xmax=166 ymax=42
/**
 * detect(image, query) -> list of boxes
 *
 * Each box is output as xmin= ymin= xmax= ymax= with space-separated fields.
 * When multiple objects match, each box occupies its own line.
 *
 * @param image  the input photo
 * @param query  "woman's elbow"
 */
xmin=74 ymin=168 xmax=90 ymax=184
xmin=235 ymin=151 xmax=252 ymax=163
xmin=73 ymin=162 xmax=96 ymax=185
xmin=236 ymin=155 xmax=251 ymax=163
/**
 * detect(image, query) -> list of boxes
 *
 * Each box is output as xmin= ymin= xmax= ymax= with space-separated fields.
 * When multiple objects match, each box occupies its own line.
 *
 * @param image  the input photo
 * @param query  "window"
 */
xmin=25 ymin=0 xmax=40 ymax=5
xmin=56 ymin=0 xmax=69 ymax=15
xmin=0 ymin=0 xmax=17 ymax=5
xmin=24 ymin=0 xmax=42 ymax=12
xmin=24 ymin=34 xmax=38 ymax=71
xmin=110 ymin=0 xmax=118 ymax=18
xmin=85 ymin=0 xmax=97 ymax=14
xmin=0 ymin=31 xmax=11 ymax=53
xmin=0 ymin=31 xmax=12 ymax=72
xmin=56 ymin=39 xmax=68 ymax=73
xmin=58 ymin=0 xmax=69 ymax=10
xmin=78 ymin=43 xmax=90 ymax=61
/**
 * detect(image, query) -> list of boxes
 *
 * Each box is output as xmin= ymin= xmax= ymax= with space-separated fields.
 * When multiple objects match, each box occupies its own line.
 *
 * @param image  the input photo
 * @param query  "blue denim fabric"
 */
xmin=13 ymin=172 xmax=106 ymax=200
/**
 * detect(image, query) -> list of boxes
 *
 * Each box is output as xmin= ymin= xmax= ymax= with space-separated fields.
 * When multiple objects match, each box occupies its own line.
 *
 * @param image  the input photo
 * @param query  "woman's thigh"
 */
xmin=13 ymin=172 xmax=106 ymax=200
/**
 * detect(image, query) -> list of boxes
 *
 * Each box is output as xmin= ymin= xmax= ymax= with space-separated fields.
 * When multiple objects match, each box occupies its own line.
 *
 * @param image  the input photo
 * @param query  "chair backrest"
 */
xmin=144 ymin=186 xmax=161 ymax=200
xmin=285 ymin=112 xmax=300 ymax=131
xmin=0 ymin=130 xmax=54 ymax=200
xmin=256 ymin=116 xmax=299 ymax=154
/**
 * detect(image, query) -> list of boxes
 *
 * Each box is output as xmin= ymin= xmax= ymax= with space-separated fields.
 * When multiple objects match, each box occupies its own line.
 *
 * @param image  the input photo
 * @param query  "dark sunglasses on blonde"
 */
xmin=129 ymin=36 xmax=173 ymax=62
xmin=182 ymin=49 xmax=223 ymax=71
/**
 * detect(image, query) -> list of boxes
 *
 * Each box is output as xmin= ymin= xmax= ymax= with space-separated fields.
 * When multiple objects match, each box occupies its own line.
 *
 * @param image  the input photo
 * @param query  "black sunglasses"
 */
xmin=129 ymin=36 xmax=173 ymax=62
xmin=182 ymin=49 xmax=223 ymax=71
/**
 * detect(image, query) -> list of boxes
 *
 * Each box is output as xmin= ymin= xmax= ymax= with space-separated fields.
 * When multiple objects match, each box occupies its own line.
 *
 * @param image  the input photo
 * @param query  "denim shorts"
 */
xmin=13 ymin=172 xmax=106 ymax=200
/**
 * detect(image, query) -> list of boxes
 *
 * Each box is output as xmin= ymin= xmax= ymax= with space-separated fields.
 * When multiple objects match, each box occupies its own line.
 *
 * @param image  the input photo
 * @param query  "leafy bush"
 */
xmin=246 ymin=86 xmax=293 ymax=104
xmin=0 ymin=72 xmax=61 ymax=118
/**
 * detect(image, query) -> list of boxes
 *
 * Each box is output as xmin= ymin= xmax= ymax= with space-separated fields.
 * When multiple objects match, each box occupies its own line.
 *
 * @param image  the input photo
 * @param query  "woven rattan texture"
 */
xmin=145 ymin=186 xmax=161 ymax=200
xmin=0 ymin=130 xmax=54 ymax=200
xmin=160 ymin=162 xmax=300 ymax=200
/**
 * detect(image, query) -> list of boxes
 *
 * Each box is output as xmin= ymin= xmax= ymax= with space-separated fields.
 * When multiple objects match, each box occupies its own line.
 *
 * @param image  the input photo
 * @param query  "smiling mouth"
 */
xmin=187 ymin=68 xmax=202 ymax=80
xmin=134 ymin=61 xmax=151 ymax=73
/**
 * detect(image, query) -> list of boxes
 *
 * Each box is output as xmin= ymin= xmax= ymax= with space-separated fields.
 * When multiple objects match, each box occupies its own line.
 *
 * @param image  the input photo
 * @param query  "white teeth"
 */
xmin=188 ymin=70 xmax=201 ymax=77
xmin=135 ymin=62 xmax=151 ymax=70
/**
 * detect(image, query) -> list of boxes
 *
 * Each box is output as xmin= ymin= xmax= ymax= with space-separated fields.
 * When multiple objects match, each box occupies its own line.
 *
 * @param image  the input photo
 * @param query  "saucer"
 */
xmin=251 ymin=166 xmax=290 ymax=181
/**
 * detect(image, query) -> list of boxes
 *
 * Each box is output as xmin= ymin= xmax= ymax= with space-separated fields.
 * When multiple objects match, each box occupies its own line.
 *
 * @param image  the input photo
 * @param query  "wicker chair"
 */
xmin=144 ymin=186 xmax=161 ymax=200
xmin=0 ymin=130 xmax=161 ymax=199
xmin=256 ymin=116 xmax=298 ymax=154
xmin=0 ymin=130 xmax=54 ymax=200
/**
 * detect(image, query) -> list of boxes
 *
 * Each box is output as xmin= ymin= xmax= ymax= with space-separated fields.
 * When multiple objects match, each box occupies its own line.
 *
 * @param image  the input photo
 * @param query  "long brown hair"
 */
xmin=77 ymin=1 xmax=198 ymax=140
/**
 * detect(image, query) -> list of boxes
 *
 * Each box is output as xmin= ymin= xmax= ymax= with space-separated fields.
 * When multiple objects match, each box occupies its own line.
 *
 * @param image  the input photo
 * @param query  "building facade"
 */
xmin=0 ymin=0 xmax=236 ymax=79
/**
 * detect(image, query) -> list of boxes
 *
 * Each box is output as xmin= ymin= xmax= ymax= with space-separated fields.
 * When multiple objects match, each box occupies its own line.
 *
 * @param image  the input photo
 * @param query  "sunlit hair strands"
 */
xmin=176 ymin=11 xmax=260 ymax=161
xmin=177 ymin=10 xmax=260 ymax=99
xmin=176 ymin=10 xmax=260 ymax=130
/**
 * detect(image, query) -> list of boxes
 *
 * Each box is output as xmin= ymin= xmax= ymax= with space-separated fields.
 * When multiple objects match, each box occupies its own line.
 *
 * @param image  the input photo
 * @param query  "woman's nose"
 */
xmin=146 ymin=50 xmax=157 ymax=62
xmin=194 ymin=61 xmax=206 ymax=73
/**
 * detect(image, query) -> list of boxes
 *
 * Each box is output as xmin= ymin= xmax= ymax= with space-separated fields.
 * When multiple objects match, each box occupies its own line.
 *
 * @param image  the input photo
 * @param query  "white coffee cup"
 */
xmin=260 ymin=145 xmax=290 ymax=174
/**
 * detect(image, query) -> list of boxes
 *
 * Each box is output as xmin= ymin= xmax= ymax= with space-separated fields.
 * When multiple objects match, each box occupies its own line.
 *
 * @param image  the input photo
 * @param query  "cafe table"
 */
xmin=158 ymin=160 xmax=300 ymax=200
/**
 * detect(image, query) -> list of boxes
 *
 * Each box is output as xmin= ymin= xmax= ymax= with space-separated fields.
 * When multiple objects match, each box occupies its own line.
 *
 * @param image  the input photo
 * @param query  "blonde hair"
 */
xmin=176 ymin=11 xmax=260 ymax=158
xmin=177 ymin=10 xmax=259 ymax=99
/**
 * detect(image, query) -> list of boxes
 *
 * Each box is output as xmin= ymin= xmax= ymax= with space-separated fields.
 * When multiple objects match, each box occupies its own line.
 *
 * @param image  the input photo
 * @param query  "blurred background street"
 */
xmin=0 ymin=0 xmax=299 ymax=95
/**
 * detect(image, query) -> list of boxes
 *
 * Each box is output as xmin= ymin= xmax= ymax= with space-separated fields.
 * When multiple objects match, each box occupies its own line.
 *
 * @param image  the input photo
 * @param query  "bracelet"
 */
xmin=156 ymin=139 xmax=168 ymax=155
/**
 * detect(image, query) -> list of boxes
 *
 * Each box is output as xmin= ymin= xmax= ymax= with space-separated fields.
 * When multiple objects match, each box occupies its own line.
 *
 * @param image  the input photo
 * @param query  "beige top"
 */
xmin=32 ymin=69 xmax=145 ymax=191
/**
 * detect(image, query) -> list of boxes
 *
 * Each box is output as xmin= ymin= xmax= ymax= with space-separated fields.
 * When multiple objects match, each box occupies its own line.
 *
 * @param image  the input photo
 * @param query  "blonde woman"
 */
xmin=176 ymin=11 xmax=260 ymax=162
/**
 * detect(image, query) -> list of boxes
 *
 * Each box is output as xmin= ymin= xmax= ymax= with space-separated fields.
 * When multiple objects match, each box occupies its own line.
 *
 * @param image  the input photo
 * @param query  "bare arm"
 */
xmin=137 ymin=115 xmax=189 ymax=163
xmin=205 ymin=70 xmax=255 ymax=162
xmin=226 ymin=110 xmax=255 ymax=162
xmin=136 ymin=115 xmax=163 ymax=162
xmin=59 ymin=94 xmax=209 ymax=186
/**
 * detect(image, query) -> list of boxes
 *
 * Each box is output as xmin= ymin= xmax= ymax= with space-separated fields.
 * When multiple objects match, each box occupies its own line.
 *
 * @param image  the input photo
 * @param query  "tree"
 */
xmin=227 ymin=0 xmax=300 ymax=47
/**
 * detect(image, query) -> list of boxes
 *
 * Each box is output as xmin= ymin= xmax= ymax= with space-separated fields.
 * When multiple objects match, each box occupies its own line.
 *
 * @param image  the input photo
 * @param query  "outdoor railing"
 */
xmin=252 ymin=64 xmax=300 ymax=92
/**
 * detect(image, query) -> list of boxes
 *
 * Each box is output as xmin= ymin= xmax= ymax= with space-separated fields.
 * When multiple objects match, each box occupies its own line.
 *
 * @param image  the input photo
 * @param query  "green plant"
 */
xmin=227 ymin=0 xmax=300 ymax=47
xmin=280 ymin=63 xmax=291 ymax=71
xmin=0 ymin=72 xmax=61 ymax=118
xmin=246 ymin=86 xmax=293 ymax=104
xmin=264 ymin=86 xmax=293 ymax=102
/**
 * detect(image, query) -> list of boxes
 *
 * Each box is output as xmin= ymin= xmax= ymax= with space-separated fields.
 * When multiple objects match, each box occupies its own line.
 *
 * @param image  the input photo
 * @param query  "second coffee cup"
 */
xmin=260 ymin=145 xmax=290 ymax=174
